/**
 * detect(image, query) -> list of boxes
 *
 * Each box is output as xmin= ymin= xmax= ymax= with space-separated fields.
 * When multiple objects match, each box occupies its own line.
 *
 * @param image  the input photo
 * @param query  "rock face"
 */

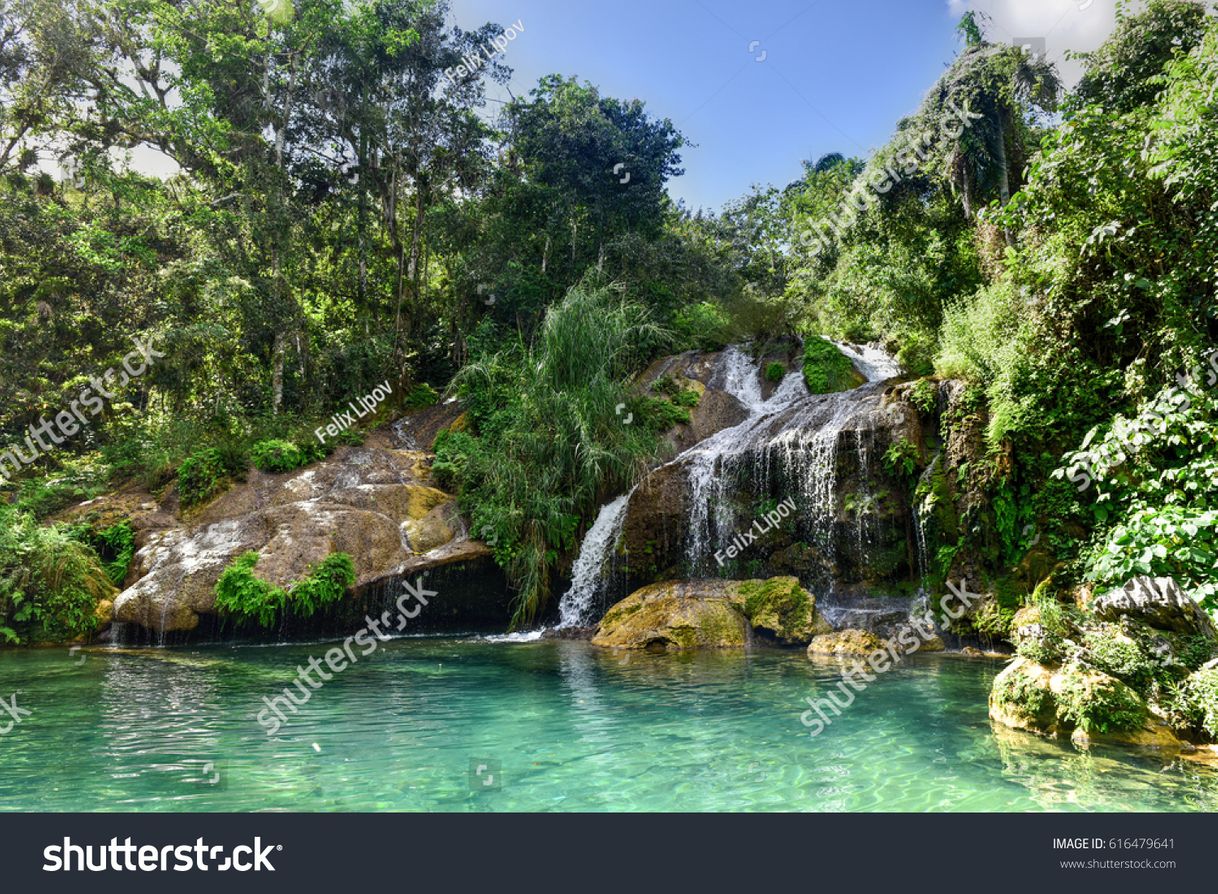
xmin=109 ymin=440 xmax=500 ymax=634
xmin=636 ymin=350 xmax=750 ymax=454
xmin=591 ymin=577 xmax=829 ymax=651
xmin=1092 ymin=576 xmax=1216 ymax=638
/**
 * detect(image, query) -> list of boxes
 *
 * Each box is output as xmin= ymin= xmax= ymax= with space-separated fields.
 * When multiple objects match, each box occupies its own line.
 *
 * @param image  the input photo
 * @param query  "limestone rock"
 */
xmin=736 ymin=577 xmax=831 ymax=644
xmin=807 ymin=628 xmax=885 ymax=658
xmin=1092 ymin=576 xmax=1216 ymax=638
xmin=989 ymin=657 xmax=1186 ymax=750
xmin=592 ymin=580 xmax=751 ymax=651
xmin=111 ymin=444 xmax=485 ymax=634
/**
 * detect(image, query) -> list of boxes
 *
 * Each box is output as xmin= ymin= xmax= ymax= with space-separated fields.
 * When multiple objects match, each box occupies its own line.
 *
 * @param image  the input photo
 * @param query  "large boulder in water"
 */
xmin=592 ymin=580 xmax=751 ymax=650
xmin=989 ymin=657 xmax=1185 ymax=750
xmin=591 ymin=577 xmax=830 ymax=650
xmin=737 ymin=576 xmax=832 ymax=643
xmin=807 ymin=628 xmax=886 ymax=658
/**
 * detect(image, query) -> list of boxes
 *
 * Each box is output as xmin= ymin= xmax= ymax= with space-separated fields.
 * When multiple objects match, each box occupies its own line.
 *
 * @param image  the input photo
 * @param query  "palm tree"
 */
xmin=920 ymin=28 xmax=1061 ymax=219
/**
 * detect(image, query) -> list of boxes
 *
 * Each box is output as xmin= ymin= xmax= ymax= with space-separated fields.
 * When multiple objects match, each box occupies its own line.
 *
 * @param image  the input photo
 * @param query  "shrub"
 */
xmin=289 ymin=553 xmax=357 ymax=617
xmin=638 ymin=396 xmax=691 ymax=430
xmin=1055 ymin=662 xmax=1147 ymax=734
xmin=882 ymin=439 xmax=920 ymax=478
xmin=0 ymin=504 xmax=113 ymax=644
xmin=1081 ymin=625 xmax=1159 ymax=694
xmin=650 ymin=375 xmax=679 ymax=397
xmin=449 ymin=282 xmax=668 ymax=626
xmin=908 ymin=378 xmax=938 ymax=415
xmin=1168 ymin=667 xmax=1218 ymax=740
xmin=971 ymin=598 xmax=1016 ymax=641
xmin=671 ymin=389 xmax=701 ymax=408
xmin=431 ymin=429 xmax=484 ymax=491
xmin=12 ymin=474 xmax=104 ymax=520
xmin=214 ymin=550 xmax=356 ymax=628
xmin=176 ymin=448 xmax=230 ymax=508
xmin=1016 ymin=634 xmax=1064 ymax=666
xmin=251 ymin=439 xmax=306 ymax=473
xmin=765 ymin=361 xmax=786 ymax=383
xmin=405 ymin=383 xmax=439 ymax=409
xmin=673 ymin=301 xmax=732 ymax=351
xmin=802 ymin=337 xmax=863 ymax=394
xmin=67 ymin=519 xmax=137 ymax=587
xmin=1013 ymin=597 xmax=1074 ymax=664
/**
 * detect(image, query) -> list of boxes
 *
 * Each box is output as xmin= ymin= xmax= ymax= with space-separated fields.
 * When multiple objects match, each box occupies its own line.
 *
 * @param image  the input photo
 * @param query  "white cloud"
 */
xmin=948 ymin=0 xmax=1122 ymax=85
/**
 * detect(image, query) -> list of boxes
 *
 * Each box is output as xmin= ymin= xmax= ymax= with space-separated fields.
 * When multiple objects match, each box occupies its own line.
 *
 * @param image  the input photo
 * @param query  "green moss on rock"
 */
xmin=592 ymin=581 xmax=750 ymax=651
xmin=991 ymin=657 xmax=1059 ymax=731
xmin=807 ymin=628 xmax=885 ymax=658
xmin=1053 ymin=662 xmax=1147 ymax=735
xmin=738 ymin=576 xmax=829 ymax=644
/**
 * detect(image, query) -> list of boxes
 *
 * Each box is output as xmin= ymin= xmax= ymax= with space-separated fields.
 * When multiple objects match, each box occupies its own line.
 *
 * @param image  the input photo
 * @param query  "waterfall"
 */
xmin=685 ymin=350 xmax=799 ymax=570
xmin=556 ymin=494 xmax=632 ymax=628
xmin=912 ymin=455 xmax=939 ymax=594
xmin=828 ymin=340 xmax=902 ymax=382
xmin=555 ymin=339 xmax=904 ymax=628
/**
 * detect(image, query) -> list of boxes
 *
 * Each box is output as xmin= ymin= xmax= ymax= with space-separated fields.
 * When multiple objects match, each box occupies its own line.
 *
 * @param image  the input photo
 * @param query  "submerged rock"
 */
xmin=807 ymin=628 xmax=886 ymax=658
xmin=591 ymin=580 xmax=751 ymax=651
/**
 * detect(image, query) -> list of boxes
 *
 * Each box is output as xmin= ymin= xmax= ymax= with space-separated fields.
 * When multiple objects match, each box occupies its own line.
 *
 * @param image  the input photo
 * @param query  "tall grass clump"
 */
xmin=442 ymin=282 xmax=670 ymax=626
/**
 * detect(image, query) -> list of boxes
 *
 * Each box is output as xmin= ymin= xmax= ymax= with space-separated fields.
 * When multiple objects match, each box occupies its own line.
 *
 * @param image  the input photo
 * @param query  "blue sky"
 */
xmin=450 ymin=0 xmax=1119 ymax=211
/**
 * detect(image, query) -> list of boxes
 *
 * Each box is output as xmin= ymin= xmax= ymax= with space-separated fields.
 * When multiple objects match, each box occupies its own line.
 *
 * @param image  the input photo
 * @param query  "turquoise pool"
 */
xmin=1 ymin=638 xmax=1216 ymax=811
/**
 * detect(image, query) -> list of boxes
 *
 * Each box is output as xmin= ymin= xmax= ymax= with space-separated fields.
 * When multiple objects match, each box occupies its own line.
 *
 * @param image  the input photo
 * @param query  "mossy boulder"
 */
xmin=990 ymin=657 xmax=1062 ymax=734
xmin=737 ymin=577 xmax=830 ymax=644
xmin=591 ymin=581 xmax=751 ymax=651
xmin=1053 ymin=661 xmax=1148 ymax=738
xmin=807 ymin=628 xmax=885 ymax=658
xmin=989 ymin=657 xmax=1183 ymax=749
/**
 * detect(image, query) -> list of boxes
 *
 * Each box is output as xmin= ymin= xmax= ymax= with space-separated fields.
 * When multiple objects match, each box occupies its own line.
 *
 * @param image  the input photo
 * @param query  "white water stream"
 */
xmin=552 ymin=339 xmax=901 ymax=629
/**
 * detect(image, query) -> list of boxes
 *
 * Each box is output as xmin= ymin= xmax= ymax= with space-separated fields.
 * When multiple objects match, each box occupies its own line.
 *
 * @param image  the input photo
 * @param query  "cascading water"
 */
xmin=912 ymin=455 xmax=939 ymax=595
xmin=555 ymin=339 xmax=906 ymax=629
xmin=556 ymin=494 xmax=632 ymax=628
xmin=683 ymin=346 xmax=806 ymax=572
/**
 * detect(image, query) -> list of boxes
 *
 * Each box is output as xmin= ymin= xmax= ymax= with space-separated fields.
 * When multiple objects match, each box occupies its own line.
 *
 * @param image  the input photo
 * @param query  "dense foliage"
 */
xmin=2 ymin=0 xmax=1216 ymax=636
xmin=214 ymin=550 xmax=356 ymax=628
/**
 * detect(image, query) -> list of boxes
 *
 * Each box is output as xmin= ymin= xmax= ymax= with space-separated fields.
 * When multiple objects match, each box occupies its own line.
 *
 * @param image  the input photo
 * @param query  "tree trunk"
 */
xmin=271 ymin=331 xmax=285 ymax=415
xmin=407 ymin=183 xmax=427 ymax=336
xmin=995 ymin=116 xmax=1014 ymax=245
xmin=995 ymin=117 xmax=1011 ymax=206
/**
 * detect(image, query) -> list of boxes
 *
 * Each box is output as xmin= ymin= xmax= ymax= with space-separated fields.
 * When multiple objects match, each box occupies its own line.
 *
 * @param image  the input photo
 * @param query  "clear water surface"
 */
xmin=1 ymin=638 xmax=1216 ymax=812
